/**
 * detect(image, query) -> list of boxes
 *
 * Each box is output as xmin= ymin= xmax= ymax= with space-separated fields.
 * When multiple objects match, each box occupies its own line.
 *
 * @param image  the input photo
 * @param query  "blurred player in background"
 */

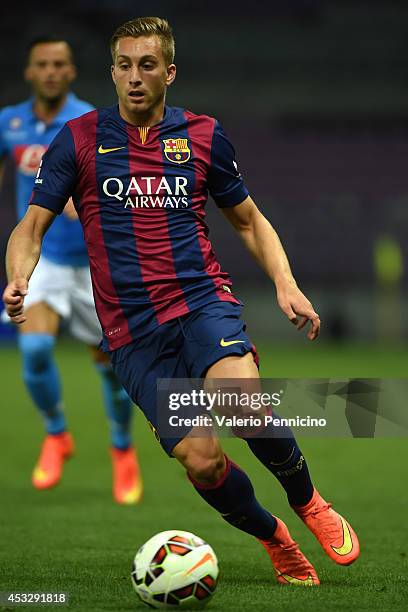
xmin=0 ymin=37 xmax=142 ymax=504
xmin=3 ymin=19 xmax=360 ymax=584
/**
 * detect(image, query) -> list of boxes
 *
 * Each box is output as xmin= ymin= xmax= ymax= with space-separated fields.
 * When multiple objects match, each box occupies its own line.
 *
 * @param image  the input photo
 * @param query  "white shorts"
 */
xmin=2 ymin=256 xmax=102 ymax=346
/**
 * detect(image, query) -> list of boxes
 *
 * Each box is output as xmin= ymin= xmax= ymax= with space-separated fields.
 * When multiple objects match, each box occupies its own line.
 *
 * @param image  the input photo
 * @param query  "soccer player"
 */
xmin=0 ymin=37 xmax=142 ymax=504
xmin=3 ymin=18 xmax=360 ymax=584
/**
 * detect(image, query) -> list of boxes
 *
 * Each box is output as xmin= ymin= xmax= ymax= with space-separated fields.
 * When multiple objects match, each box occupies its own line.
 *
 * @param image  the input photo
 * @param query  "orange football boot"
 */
xmin=258 ymin=517 xmax=320 ymax=586
xmin=293 ymin=488 xmax=360 ymax=566
xmin=110 ymin=446 xmax=143 ymax=505
xmin=32 ymin=432 xmax=74 ymax=490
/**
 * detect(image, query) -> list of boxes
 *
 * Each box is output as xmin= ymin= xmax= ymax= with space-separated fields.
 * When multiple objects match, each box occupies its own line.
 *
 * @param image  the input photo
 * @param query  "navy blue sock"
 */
xmin=188 ymin=456 xmax=277 ymax=540
xmin=245 ymin=415 xmax=314 ymax=507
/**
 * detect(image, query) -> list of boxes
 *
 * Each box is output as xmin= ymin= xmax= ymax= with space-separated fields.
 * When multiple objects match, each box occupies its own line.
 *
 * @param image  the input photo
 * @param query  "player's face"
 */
xmin=25 ymin=43 xmax=76 ymax=103
xmin=111 ymin=36 xmax=176 ymax=125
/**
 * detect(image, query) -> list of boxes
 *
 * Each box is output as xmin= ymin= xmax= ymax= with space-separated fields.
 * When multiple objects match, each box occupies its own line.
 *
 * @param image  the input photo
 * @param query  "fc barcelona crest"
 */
xmin=163 ymin=138 xmax=191 ymax=164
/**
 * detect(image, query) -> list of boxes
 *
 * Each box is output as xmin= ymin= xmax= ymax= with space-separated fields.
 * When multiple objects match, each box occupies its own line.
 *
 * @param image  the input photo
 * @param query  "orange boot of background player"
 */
xmin=110 ymin=446 xmax=143 ymax=505
xmin=32 ymin=432 xmax=74 ymax=490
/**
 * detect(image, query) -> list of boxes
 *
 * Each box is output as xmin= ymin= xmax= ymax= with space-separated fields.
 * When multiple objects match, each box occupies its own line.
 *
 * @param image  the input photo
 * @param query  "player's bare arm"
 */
xmin=3 ymin=205 xmax=55 ymax=323
xmin=222 ymin=195 xmax=320 ymax=340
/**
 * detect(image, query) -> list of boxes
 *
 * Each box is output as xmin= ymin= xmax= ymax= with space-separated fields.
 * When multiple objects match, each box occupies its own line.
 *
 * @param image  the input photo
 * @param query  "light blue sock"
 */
xmin=95 ymin=363 xmax=132 ymax=450
xmin=18 ymin=333 xmax=66 ymax=435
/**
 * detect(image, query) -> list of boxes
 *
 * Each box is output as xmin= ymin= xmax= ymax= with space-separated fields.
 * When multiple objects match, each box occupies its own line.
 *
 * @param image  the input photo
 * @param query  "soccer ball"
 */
xmin=131 ymin=530 xmax=219 ymax=609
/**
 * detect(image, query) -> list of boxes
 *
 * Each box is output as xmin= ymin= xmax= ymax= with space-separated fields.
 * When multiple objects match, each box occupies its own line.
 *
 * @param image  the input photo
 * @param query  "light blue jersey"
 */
xmin=0 ymin=93 xmax=93 ymax=266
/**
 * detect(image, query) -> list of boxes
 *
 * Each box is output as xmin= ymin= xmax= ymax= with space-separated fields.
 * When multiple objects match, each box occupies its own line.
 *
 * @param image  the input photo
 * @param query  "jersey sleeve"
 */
xmin=30 ymin=124 xmax=77 ymax=214
xmin=207 ymin=121 xmax=249 ymax=208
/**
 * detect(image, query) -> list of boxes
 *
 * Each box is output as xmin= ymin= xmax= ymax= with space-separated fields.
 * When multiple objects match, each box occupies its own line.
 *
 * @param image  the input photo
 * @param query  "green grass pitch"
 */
xmin=0 ymin=340 xmax=407 ymax=611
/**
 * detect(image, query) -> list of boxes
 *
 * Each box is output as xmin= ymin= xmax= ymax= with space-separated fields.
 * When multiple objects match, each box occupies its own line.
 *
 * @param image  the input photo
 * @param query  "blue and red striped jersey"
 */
xmin=30 ymin=105 xmax=249 ymax=350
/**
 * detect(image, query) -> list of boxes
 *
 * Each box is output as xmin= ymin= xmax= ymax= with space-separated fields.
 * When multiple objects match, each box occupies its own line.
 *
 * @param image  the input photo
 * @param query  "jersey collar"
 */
xmin=113 ymin=104 xmax=174 ymax=131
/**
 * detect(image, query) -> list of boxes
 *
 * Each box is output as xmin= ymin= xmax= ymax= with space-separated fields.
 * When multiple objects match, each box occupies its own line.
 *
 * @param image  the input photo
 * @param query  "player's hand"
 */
xmin=2 ymin=278 xmax=28 ymax=324
xmin=62 ymin=198 xmax=78 ymax=220
xmin=276 ymin=283 xmax=320 ymax=341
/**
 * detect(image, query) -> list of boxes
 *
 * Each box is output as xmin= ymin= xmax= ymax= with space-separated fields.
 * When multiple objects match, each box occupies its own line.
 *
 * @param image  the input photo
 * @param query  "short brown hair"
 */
xmin=27 ymin=37 xmax=74 ymax=64
xmin=110 ymin=17 xmax=175 ymax=65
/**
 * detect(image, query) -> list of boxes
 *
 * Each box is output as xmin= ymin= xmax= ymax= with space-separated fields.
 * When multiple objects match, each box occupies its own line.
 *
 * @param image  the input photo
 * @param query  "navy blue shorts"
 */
xmin=109 ymin=301 xmax=258 ymax=455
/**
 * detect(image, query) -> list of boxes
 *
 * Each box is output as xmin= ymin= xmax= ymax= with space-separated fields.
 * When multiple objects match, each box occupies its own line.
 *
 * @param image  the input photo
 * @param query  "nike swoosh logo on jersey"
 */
xmin=220 ymin=338 xmax=245 ymax=347
xmin=98 ymin=145 xmax=126 ymax=154
xmin=331 ymin=516 xmax=353 ymax=556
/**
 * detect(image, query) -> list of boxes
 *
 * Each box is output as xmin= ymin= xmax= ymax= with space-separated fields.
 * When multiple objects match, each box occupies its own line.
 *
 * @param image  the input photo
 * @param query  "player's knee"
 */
xmin=191 ymin=455 xmax=225 ymax=484
xmin=175 ymin=440 xmax=226 ymax=484
xmin=18 ymin=333 xmax=55 ymax=374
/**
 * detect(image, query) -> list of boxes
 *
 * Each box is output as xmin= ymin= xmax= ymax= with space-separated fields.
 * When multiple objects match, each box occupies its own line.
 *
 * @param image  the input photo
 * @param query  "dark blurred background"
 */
xmin=1 ymin=0 xmax=407 ymax=343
